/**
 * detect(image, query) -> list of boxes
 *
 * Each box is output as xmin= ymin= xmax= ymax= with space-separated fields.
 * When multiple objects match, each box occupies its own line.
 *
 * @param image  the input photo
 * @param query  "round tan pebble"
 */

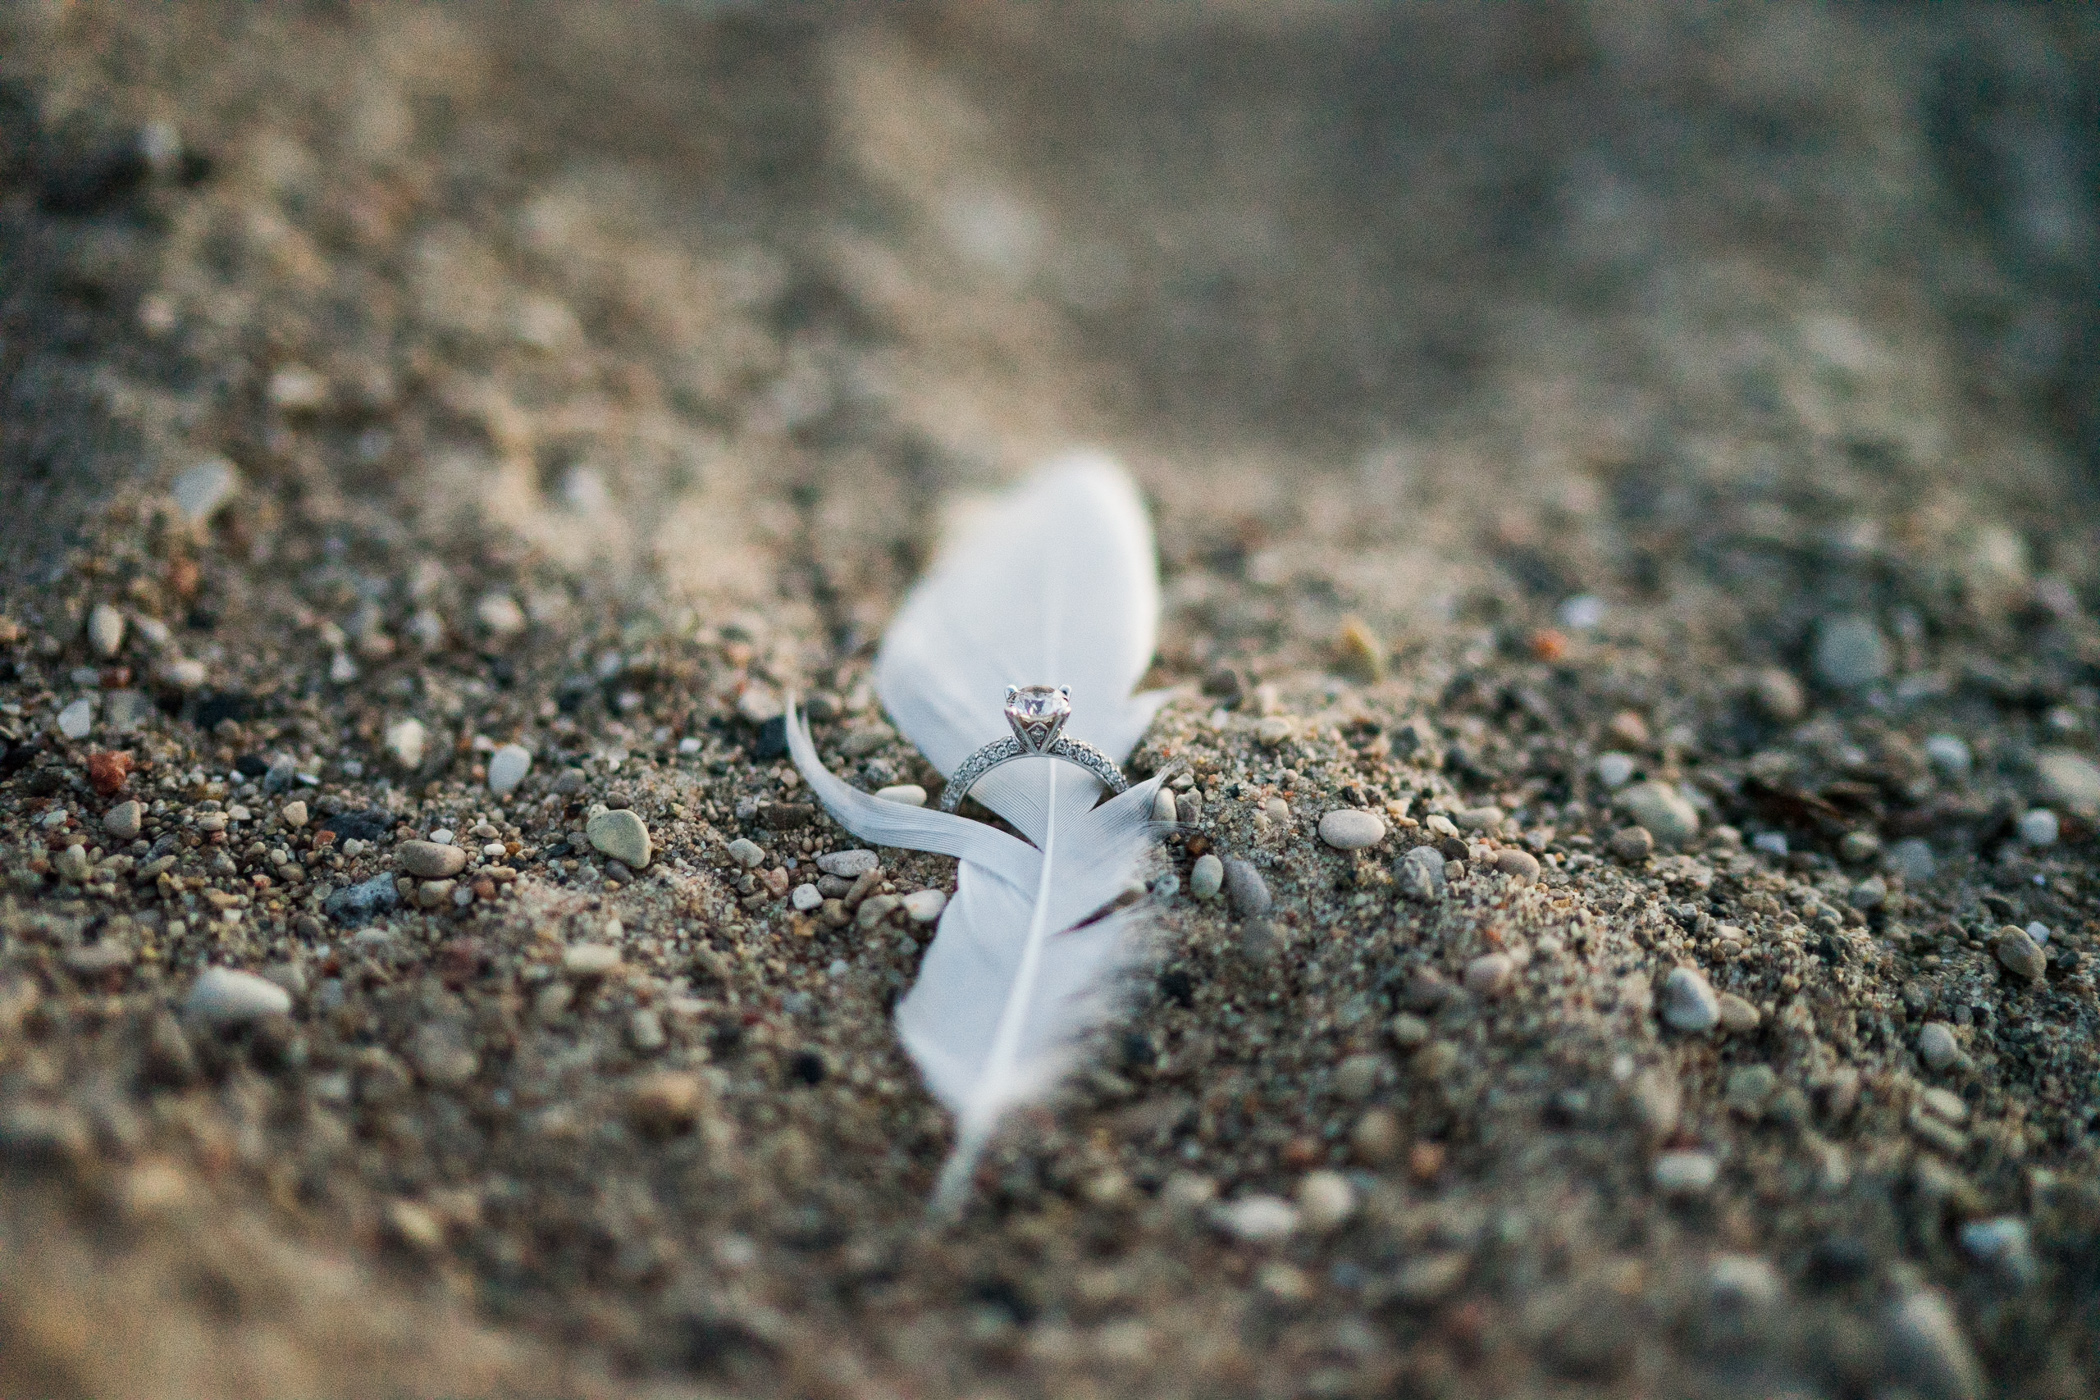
xmin=398 ymin=840 xmax=467 ymax=879
xmin=1492 ymin=848 xmax=1540 ymax=882
xmin=1464 ymin=952 xmax=1514 ymax=998
xmin=1351 ymin=1108 xmax=1403 ymax=1166
xmin=1994 ymin=926 xmax=2046 ymax=983
xmin=1716 ymin=993 xmax=1761 ymax=1033
xmin=1317 ymin=808 xmax=1387 ymax=850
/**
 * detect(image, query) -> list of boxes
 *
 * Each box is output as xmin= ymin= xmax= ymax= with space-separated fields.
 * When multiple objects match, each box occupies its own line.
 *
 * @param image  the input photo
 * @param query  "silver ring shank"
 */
xmin=937 ymin=735 xmax=1130 ymax=813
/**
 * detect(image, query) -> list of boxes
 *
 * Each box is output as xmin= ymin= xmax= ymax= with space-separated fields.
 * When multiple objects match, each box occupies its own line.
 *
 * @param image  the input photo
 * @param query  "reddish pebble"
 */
xmin=86 ymin=750 xmax=134 ymax=796
xmin=1529 ymin=628 xmax=1568 ymax=662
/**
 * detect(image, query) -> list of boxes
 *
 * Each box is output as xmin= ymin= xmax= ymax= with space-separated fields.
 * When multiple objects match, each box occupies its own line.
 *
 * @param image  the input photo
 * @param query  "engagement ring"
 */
xmin=937 ymin=685 xmax=1129 ymax=813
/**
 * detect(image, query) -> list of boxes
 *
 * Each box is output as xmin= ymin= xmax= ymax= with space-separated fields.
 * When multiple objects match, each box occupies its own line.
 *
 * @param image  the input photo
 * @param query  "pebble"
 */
xmin=817 ymin=849 xmax=880 ymax=878
xmin=1453 ymin=806 xmax=1504 ymax=831
xmin=1318 ymin=809 xmax=1386 ymax=850
xmin=1558 ymin=594 xmax=1606 ymax=630
xmin=1660 ymin=966 xmax=1721 ymax=1034
xmin=63 ymin=941 xmax=133 ymax=976
xmin=1295 ymin=1170 xmax=1356 ymax=1232
xmin=1152 ymin=788 xmax=1178 ymax=823
xmin=1616 ymin=781 xmax=1699 ymax=847
xmin=158 ymin=655 xmax=207 ymax=689
xmin=1351 ymin=1108 xmax=1403 ymax=1165
xmin=487 ymin=743 xmax=533 ymax=796
xmin=1716 ymin=993 xmax=1761 ymax=1033
xmin=1255 ymin=716 xmax=1293 ymax=747
xmin=398 ymin=840 xmax=467 ymax=879
xmin=563 ymin=943 xmax=622 ymax=979
xmin=184 ymin=967 xmax=292 ymax=1027
xmin=103 ymin=800 xmax=144 ymax=841
xmin=629 ymin=1008 xmax=667 ymax=1055
xmin=280 ymin=800 xmax=308 ymax=827
xmin=1465 ymin=953 xmax=1515 ymax=998
xmin=1595 ymin=752 xmax=1637 ymax=788
xmin=1813 ymin=613 xmax=1891 ymax=688
xmin=1751 ymin=667 xmax=1807 ymax=722
xmin=1886 ymin=837 xmax=1936 ymax=884
xmin=1724 ymin=1065 xmax=1778 ymax=1117
xmin=1395 ymin=845 xmax=1447 ymax=901
xmin=875 ymin=784 xmax=926 ymax=806
xmin=324 ymin=872 xmax=403 ymax=926
xmin=587 ymin=809 xmax=652 ymax=869
xmin=1333 ymin=1053 xmax=1383 ymax=1102
xmin=54 ymin=845 xmax=91 ymax=881
xmin=1924 ymin=733 xmax=1972 ymax=781
xmin=856 ymin=894 xmax=901 ymax=929
xmin=171 ymin=456 xmax=239 ymax=523
xmin=2035 ymin=747 xmax=2100 ymax=812
xmin=1957 ymin=1218 xmax=2037 ymax=1288
xmin=1214 ymin=1195 xmax=1299 ymax=1243
xmin=1609 ymin=826 xmax=1655 ymax=862
xmin=1189 ymin=854 xmax=1224 ymax=900
xmin=628 ymin=1070 xmax=710 ymax=1137
xmin=1390 ymin=1252 xmax=1472 ymax=1305
xmin=552 ymin=767 xmax=586 ymax=795
xmin=726 ymin=838 xmax=765 ymax=868
xmin=1994 ymin=926 xmax=2046 ymax=982
xmin=385 ymin=717 xmax=426 ymax=769
xmin=474 ymin=591 xmax=527 ymax=638
xmin=1492 ymin=848 xmax=1540 ymax=882
xmin=1850 ymin=875 xmax=1887 ymax=910
xmin=87 ymin=603 xmax=125 ymax=658
xmin=2026 ymin=920 xmax=2051 ymax=946
xmin=56 ymin=698 xmax=93 ymax=740
xmin=902 ymin=889 xmax=947 ymax=923
xmin=2016 ymin=808 xmax=2058 ymax=846
xmin=790 ymin=883 xmax=822 ymax=912
xmin=1222 ymin=858 xmax=1271 ymax=917
xmin=1882 ymin=1290 xmax=1981 ymax=1400
xmin=1653 ymin=1150 xmax=1719 ymax=1197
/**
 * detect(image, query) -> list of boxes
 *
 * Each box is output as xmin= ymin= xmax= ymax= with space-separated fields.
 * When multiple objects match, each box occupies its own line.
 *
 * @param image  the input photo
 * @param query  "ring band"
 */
xmin=937 ymin=685 xmax=1130 ymax=813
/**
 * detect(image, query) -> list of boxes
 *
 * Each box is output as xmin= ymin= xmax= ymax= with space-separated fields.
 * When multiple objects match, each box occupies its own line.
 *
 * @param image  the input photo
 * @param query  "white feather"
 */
xmin=786 ymin=452 xmax=1171 ymax=1215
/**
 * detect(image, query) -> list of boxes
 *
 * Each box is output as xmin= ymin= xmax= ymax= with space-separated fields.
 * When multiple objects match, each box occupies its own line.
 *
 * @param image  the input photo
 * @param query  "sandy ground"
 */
xmin=2 ymin=3 xmax=2099 ymax=1397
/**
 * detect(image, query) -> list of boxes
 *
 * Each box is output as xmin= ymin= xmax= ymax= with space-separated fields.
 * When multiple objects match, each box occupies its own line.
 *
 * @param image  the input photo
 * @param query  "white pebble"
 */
xmin=2026 ymin=921 xmax=2050 ymax=947
xmin=1213 ymin=1195 xmax=1299 ymax=1243
xmin=1886 ymin=837 xmax=1936 ymax=884
xmin=1753 ymin=832 xmax=1789 ymax=857
xmin=56 ymin=698 xmax=93 ymax=740
xmin=87 ymin=603 xmax=125 ymax=658
xmin=1190 ymin=853 xmax=1224 ymax=901
xmin=1595 ymin=751 xmax=1637 ymax=789
xmin=790 ymin=883 xmax=822 ymax=912
xmin=563 ymin=943 xmax=622 ymax=978
xmin=171 ymin=456 xmax=240 ymax=523
xmin=475 ymin=591 xmax=527 ymax=639
xmin=1152 ymin=787 xmax=1178 ymax=823
xmin=487 ymin=743 xmax=533 ymax=796
xmin=1295 ymin=1170 xmax=1356 ymax=1232
xmin=2017 ymin=809 xmax=2059 ymax=847
xmin=385 ymin=717 xmax=427 ymax=769
xmin=1557 ymin=594 xmax=1606 ymax=630
xmin=1318 ymin=808 xmax=1387 ymax=850
xmin=185 ymin=967 xmax=292 ymax=1026
xmin=902 ymin=889 xmax=948 ymax=923
xmin=1653 ymin=1150 xmax=1719 ymax=1197
xmin=875 ymin=784 xmax=926 ymax=806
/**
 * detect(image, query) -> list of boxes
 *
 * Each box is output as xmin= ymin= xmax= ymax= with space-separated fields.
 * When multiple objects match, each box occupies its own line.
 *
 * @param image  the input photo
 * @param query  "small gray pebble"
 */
xmin=726 ymin=838 xmax=765 ymax=869
xmin=1222 ymin=857 xmax=1271 ymax=917
xmin=1886 ymin=837 xmax=1936 ymax=884
xmin=488 ymin=743 xmax=533 ymax=796
xmin=817 ymin=849 xmax=880 ymax=878
xmin=324 ymin=872 xmax=402 ymax=926
xmin=1616 ymin=781 xmax=1699 ymax=847
xmin=1595 ymin=751 xmax=1637 ymax=788
xmin=2016 ymin=809 xmax=2058 ymax=847
xmin=1317 ymin=808 xmax=1387 ymax=850
xmin=1882 ymin=1290 xmax=1982 ymax=1400
xmin=1395 ymin=845 xmax=1447 ymax=902
xmin=790 ymin=883 xmax=822 ymax=912
xmin=1813 ymin=613 xmax=1891 ymax=688
xmin=586 ymin=809 xmax=651 ymax=869
xmin=103 ymin=800 xmax=144 ymax=841
xmin=1994 ymin=927 xmax=2046 ymax=983
xmin=1918 ymin=1021 xmax=1961 ymax=1073
xmin=1660 ymin=965 xmax=1720 ymax=1034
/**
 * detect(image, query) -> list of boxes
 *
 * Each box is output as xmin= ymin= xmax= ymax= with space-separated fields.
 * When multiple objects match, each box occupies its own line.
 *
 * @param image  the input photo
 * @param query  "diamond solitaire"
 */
xmin=1004 ymin=684 xmax=1072 ymax=753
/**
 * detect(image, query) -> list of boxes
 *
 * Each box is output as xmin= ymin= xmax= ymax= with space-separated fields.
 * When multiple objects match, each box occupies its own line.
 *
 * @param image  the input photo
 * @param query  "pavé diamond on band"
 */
xmin=936 ymin=685 xmax=1130 ymax=813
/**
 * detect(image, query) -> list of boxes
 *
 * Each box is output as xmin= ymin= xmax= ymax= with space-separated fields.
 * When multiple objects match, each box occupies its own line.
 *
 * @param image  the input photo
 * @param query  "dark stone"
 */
xmin=1221 ymin=857 xmax=1272 ymax=917
xmin=757 ymin=802 xmax=813 ymax=830
xmin=752 ymin=715 xmax=789 ymax=760
xmin=319 ymin=808 xmax=392 ymax=842
xmin=323 ymin=872 xmax=402 ymax=926
xmin=1803 ymin=1236 xmax=1874 ymax=1290
xmin=191 ymin=691 xmax=254 ymax=729
xmin=1158 ymin=967 xmax=1196 ymax=1008
xmin=787 ymin=1048 xmax=826 ymax=1086
xmin=234 ymin=753 xmax=270 ymax=778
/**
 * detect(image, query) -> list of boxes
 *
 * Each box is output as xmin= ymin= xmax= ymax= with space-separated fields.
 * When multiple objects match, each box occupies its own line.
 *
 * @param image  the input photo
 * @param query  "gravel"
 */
xmin=183 ymin=967 xmax=292 ymax=1026
xmin=1317 ymin=808 xmax=1386 ymax=849
xmin=398 ymin=840 xmax=467 ymax=879
xmin=487 ymin=743 xmax=533 ymax=796
xmin=1395 ymin=844 xmax=1447 ymax=901
xmin=1813 ymin=613 xmax=1892 ymax=688
xmin=1221 ymin=857 xmax=1271 ymax=917
xmin=1189 ymin=853 xmax=1224 ymax=901
xmin=586 ymin=809 xmax=652 ymax=869
xmin=816 ymin=849 xmax=880 ymax=878
xmin=1615 ymin=781 xmax=1699 ymax=847
xmin=1659 ymin=966 xmax=1721 ymax=1034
